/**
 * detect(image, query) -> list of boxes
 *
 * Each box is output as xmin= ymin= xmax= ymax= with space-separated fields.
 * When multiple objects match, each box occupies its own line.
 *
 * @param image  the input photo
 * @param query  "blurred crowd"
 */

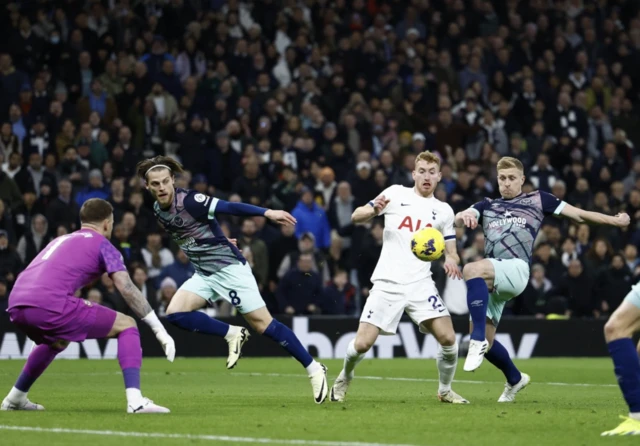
xmin=0 ymin=0 xmax=639 ymax=320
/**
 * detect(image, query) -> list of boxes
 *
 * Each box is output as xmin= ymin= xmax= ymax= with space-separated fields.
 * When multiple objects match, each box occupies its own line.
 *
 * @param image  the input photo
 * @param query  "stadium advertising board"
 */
xmin=0 ymin=313 xmax=610 ymax=359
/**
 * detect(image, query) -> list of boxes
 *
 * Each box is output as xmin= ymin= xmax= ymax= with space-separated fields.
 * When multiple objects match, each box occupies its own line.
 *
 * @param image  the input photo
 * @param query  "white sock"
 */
xmin=437 ymin=343 xmax=459 ymax=394
xmin=306 ymin=360 xmax=322 ymax=376
xmin=224 ymin=325 xmax=240 ymax=341
xmin=630 ymin=412 xmax=640 ymax=421
xmin=125 ymin=388 xmax=143 ymax=407
xmin=343 ymin=339 xmax=365 ymax=379
xmin=6 ymin=386 xmax=27 ymax=403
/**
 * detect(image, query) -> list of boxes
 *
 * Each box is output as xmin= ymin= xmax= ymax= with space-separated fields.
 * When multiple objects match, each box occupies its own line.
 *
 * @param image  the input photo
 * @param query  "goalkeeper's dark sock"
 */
xmin=485 ymin=340 xmax=522 ymax=386
xmin=608 ymin=338 xmax=640 ymax=414
xmin=166 ymin=311 xmax=230 ymax=337
xmin=466 ymin=277 xmax=489 ymax=341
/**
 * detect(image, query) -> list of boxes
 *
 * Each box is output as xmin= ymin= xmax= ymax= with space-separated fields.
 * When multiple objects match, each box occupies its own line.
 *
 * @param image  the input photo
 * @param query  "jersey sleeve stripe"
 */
xmin=208 ymin=197 xmax=220 ymax=219
xmin=368 ymin=201 xmax=374 ymax=207
xmin=444 ymin=235 xmax=456 ymax=240
xmin=553 ymin=201 xmax=567 ymax=215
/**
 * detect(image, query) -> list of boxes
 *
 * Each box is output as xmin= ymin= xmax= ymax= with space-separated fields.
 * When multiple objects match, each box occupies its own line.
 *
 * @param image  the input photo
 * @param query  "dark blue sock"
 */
xmin=166 ymin=312 xmax=230 ymax=337
xmin=608 ymin=338 xmax=640 ymax=413
xmin=263 ymin=319 xmax=313 ymax=367
xmin=485 ymin=340 xmax=522 ymax=386
xmin=467 ymin=277 xmax=489 ymax=341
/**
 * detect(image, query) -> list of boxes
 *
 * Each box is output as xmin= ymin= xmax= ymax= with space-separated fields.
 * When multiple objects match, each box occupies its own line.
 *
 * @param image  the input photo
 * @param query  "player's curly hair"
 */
xmin=136 ymin=156 xmax=185 ymax=180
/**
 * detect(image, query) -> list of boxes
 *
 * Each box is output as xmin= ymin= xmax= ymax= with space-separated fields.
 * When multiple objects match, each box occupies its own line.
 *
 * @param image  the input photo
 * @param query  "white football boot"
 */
xmin=226 ymin=327 xmax=250 ymax=369
xmin=438 ymin=389 xmax=470 ymax=404
xmin=463 ymin=339 xmax=489 ymax=372
xmin=498 ymin=373 xmax=531 ymax=402
xmin=310 ymin=364 xmax=328 ymax=404
xmin=1 ymin=397 xmax=45 ymax=411
xmin=330 ymin=372 xmax=352 ymax=402
xmin=127 ymin=397 xmax=170 ymax=413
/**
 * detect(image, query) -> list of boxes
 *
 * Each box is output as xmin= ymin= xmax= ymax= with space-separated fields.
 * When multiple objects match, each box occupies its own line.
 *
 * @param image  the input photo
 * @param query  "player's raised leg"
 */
xmin=420 ymin=316 xmax=468 ymax=404
xmin=462 ymin=259 xmax=494 ymax=371
xmin=331 ymin=321 xmax=379 ymax=402
xmin=1 ymin=339 xmax=67 ymax=411
xmin=243 ymin=306 xmax=328 ymax=404
xmin=164 ymin=286 xmax=249 ymax=369
xmin=601 ymin=294 xmax=640 ymax=436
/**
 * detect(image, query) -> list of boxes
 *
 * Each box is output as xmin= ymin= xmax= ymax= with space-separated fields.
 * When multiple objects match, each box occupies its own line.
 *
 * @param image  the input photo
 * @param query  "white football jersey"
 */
xmin=369 ymin=185 xmax=456 ymax=289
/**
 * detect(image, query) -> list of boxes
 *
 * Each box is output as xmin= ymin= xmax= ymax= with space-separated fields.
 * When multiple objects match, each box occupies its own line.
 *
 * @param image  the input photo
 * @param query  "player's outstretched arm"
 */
xmin=559 ymin=203 xmax=630 ymax=227
xmin=454 ymin=209 xmax=478 ymax=229
xmin=352 ymin=195 xmax=389 ymax=223
xmin=214 ymin=200 xmax=296 ymax=226
xmin=112 ymin=271 xmax=176 ymax=362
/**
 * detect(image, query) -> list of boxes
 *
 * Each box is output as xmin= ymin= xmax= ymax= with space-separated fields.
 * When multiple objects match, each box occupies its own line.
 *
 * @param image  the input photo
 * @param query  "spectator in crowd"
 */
xmin=0 ymin=230 xmax=22 ymax=292
xmin=277 ymin=252 xmax=323 ymax=316
xmin=557 ymin=259 xmax=599 ymax=319
xmin=323 ymin=269 xmax=357 ymax=315
xmin=277 ymin=231 xmax=328 ymax=282
xmin=141 ymin=232 xmax=175 ymax=280
xmin=157 ymin=249 xmax=195 ymax=289
xmin=238 ymin=218 xmax=269 ymax=291
xmin=75 ymin=168 xmax=109 ymax=207
xmin=16 ymin=213 xmax=50 ymax=265
xmin=0 ymin=165 xmax=22 ymax=211
xmin=291 ymin=187 xmax=331 ymax=249
xmin=596 ymin=254 xmax=634 ymax=317
xmin=157 ymin=276 xmax=177 ymax=317
xmin=520 ymin=264 xmax=555 ymax=318
xmin=131 ymin=263 xmax=158 ymax=312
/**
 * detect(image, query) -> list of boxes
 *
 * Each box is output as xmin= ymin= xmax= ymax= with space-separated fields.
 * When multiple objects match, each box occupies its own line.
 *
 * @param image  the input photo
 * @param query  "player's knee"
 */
xmin=462 ymin=262 xmax=483 ymax=281
xmin=164 ymin=305 xmax=178 ymax=316
xmin=122 ymin=315 xmax=137 ymax=329
xmin=604 ymin=318 xmax=629 ymax=342
xmin=437 ymin=332 xmax=457 ymax=347
xmin=251 ymin=318 xmax=271 ymax=334
xmin=353 ymin=337 xmax=374 ymax=354
xmin=51 ymin=340 xmax=70 ymax=351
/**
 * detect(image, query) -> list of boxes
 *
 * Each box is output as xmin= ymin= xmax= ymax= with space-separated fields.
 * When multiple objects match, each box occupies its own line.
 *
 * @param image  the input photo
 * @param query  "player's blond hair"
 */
xmin=415 ymin=151 xmax=441 ymax=168
xmin=496 ymin=156 xmax=524 ymax=172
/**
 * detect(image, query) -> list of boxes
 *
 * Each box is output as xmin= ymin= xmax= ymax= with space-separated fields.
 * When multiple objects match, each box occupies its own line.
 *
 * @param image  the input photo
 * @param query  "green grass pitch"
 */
xmin=0 ymin=357 xmax=635 ymax=446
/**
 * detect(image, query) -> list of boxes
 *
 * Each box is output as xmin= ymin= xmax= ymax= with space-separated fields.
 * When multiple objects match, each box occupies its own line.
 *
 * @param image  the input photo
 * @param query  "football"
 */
xmin=411 ymin=227 xmax=445 ymax=262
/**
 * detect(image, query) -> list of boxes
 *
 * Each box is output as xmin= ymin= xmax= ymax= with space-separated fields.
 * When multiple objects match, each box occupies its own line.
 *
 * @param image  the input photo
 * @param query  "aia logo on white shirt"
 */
xmin=398 ymin=216 xmax=434 ymax=232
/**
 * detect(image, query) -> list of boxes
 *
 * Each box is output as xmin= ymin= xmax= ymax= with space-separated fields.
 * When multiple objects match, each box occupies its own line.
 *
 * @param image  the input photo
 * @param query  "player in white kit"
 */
xmin=330 ymin=151 xmax=469 ymax=404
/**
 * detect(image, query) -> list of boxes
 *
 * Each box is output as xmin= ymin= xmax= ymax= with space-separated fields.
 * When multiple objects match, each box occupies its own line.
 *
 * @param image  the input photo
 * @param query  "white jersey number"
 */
xmin=42 ymin=232 xmax=93 ymax=260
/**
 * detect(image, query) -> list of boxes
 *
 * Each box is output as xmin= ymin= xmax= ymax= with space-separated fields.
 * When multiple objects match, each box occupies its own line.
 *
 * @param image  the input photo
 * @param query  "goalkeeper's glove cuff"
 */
xmin=142 ymin=311 xmax=165 ymax=334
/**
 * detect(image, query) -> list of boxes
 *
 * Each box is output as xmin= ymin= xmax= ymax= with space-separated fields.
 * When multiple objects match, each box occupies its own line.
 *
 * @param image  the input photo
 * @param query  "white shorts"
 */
xmin=179 ymin=263 xmax=266 ymax=314
xmin=360 ymin=279 xmax=450 ymax=335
